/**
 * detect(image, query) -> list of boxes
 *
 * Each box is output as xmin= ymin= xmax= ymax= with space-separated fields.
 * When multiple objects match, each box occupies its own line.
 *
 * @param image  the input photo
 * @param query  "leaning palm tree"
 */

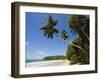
xmin=40 ymin=15 xmax=89 ymax=64
xmin=40 ymin=16 xmax=87 ymax=52
xmin=68 ymin=15 xmax=89 ymax=41
xmin=68 ymin=15 xmax=90 ymax=64
xmin=40 ymin=16 xmax=59 ymax=39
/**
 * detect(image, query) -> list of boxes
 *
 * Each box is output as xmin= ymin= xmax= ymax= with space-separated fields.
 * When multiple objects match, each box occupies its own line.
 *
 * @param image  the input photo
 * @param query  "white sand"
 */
xmin=26 ymin=59 xmax=71 ymax=67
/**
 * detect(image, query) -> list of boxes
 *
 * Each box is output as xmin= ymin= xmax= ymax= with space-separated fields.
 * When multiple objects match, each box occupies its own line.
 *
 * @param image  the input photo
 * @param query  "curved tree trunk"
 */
xmin=70 ymin=42 xmax=89 ymax=59
xmin=80 ymin=29 xmax=89 ymax=41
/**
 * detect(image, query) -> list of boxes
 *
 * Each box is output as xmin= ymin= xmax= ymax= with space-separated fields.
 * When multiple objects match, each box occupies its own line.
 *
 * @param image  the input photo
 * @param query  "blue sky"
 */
xmin=25 ymin=12 xmax=77 ymax=60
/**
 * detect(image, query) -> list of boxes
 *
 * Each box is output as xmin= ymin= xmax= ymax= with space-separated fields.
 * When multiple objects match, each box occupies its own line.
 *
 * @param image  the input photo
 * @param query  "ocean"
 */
xmin=26 ymin=60 xmax=43 ymax=63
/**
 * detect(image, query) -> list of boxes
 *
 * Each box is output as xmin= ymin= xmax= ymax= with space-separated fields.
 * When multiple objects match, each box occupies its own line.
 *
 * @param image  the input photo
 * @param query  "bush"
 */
xmin=43 ymin=55 xmax=67 ymax=60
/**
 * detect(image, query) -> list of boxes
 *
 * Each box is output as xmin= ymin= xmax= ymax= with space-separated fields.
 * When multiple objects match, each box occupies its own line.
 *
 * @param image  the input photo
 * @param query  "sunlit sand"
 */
xmin=26 ymin=59 xmax=71 ymax=67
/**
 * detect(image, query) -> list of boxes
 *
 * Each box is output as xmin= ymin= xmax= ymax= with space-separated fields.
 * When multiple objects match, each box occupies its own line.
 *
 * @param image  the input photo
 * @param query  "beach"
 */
xmin=26 ymin=59 xmax=71 ymax=67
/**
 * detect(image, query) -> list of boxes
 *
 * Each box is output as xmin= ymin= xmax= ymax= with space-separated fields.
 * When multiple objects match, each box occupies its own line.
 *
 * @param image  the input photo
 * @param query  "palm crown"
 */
xmin=40 ymin=16 xmax=59 ymax=39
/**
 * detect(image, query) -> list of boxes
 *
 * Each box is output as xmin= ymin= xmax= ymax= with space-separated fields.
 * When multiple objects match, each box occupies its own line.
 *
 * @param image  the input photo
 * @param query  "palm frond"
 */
xmin=54 ymin=29 xmax=59 ymax=33
xmin=40 ymin=16 xmax=58 ymax=39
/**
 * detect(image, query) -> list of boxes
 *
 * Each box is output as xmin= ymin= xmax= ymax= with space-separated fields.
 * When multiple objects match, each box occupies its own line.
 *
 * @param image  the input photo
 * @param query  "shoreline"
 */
xmin=26 ymin=59 xmax=71 ymax=67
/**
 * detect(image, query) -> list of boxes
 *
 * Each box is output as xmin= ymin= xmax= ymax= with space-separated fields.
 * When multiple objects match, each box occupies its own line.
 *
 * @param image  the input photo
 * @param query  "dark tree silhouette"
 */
xmin=40 ymin=16 xmax=59 ymax=39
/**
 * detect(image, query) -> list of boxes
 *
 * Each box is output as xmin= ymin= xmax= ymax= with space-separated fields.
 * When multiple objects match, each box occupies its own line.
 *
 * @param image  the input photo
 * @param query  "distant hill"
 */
xmin=43 ymin=55 xmax=67 ymax=60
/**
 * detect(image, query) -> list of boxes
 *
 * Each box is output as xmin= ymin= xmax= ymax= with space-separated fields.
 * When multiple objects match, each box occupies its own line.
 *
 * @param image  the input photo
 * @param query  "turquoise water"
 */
xmin=26 ymin=60 xmax=43 ymax=63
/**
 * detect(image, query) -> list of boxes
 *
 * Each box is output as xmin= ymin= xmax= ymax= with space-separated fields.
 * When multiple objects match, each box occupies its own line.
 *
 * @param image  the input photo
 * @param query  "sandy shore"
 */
xmin=26 ymin=59 xmax=71 ymax=67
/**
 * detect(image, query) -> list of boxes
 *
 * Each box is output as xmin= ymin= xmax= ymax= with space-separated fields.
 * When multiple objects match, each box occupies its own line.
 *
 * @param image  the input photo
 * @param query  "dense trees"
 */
xmin=43 ymin=56 xmax=67 ymax=60
xmin=67 ymin=15 xmax=89 ymax=64
xmin=40 ymin=15 xmax=89 ymax=64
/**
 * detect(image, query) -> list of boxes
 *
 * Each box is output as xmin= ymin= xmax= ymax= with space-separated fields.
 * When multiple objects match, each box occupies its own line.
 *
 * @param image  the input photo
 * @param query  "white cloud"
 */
xmin=26 ymin=50 xmax=50 ymax=60
xmin=34 ymin=51 xmax=49 ymax=60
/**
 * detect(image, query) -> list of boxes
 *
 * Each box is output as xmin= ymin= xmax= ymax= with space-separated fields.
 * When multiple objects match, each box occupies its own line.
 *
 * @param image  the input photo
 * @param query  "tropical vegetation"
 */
xmin=43 ymin=55 xmax=67 ymax=60
xmin=40 ymin=15 xmax=89 ymax=65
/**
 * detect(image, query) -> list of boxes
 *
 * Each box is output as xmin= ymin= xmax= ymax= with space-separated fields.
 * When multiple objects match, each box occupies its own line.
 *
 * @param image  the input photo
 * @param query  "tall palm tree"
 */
xmin=40 ymin=16 xmax=59 ymax=39
xmin=68 ymin=15 xmax=89 ymax=64
xmin=68 ymin=15 xmax=89 ymax=41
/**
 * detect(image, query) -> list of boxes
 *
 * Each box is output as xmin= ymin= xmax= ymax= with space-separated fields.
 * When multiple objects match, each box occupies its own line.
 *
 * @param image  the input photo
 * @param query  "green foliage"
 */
xmin=66 ymin=36 xmax=89 ymax=64
xmin=61 ymin=30 xmax=68 ymax=41
xmin=40 ymin=15 xmax=89 ymax=65
xmin=66 ymin=15 xmax=89 ymax=64
xmin=43 ymin=55 xmax=67 ymax=60
xmin=68 ymin=15 xmax=89 ymax=39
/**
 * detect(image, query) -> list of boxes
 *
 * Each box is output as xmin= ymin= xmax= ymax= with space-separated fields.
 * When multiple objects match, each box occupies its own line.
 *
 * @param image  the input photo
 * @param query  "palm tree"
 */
xmin=61 ymin=30 xmax=68 ymax=42
xmin=67 ymin=15 xmax=90 ymax=64
xmin=40 ymin=15 xmax=89 ymax=64
xmin=40 ymin=16 xmax=59 ymax=39
xmin=40 ymin=15 xmax=88 ymax=53
xmin=68 ymin=15 xmax=89 ymax=41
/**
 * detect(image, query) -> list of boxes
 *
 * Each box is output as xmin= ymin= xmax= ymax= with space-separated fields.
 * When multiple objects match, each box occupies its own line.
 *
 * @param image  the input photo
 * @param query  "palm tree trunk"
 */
xmin=81 ymin=29 xmax=89 ymax=41
xmin=70 ymin=42 xmax=89 ymax=59
xmin=55 ymin=33 xmax=89 ymax=59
